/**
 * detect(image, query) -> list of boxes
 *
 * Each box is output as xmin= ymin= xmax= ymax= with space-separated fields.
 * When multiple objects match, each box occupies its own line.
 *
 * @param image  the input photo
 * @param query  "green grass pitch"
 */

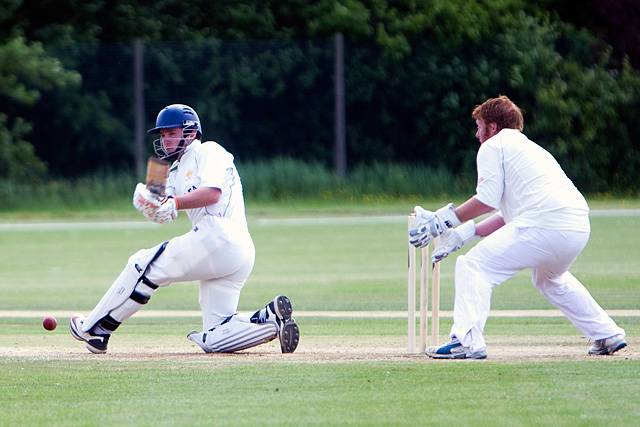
xmin=0 ymin=209 xmax=638 ymax=426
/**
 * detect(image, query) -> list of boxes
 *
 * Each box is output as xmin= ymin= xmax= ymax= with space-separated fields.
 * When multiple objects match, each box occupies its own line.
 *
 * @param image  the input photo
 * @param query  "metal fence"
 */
xmin=40 ymin=37 xmax=345 ymax=178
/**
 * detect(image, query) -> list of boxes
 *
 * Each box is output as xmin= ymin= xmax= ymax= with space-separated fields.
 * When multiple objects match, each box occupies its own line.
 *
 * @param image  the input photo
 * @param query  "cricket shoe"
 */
xmin=271 ymin=295 xmax=300 ymax=353
xmin=278 ymin=317 xmax=300 ymax=354
xmin=251 ymin=295 xmax=300 ymax=353
xmin=69 ymin=314 xmax=110 ymax=354
xmin=588 ymin=334 xmax=627 ymax=355
xmin=426 ymin=338 xmax=487 ymax=360
xmin=250 ymin=295 xmax=291 ymax=324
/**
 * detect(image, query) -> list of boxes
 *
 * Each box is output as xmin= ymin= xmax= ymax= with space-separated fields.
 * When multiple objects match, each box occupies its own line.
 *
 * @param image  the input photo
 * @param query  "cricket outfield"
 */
xmin=0 ymin=209 xmax=638 ymax=425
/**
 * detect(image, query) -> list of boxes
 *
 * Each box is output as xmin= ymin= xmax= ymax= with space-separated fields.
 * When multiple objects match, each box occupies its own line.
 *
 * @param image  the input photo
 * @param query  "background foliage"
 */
xmin=1 ymin=0 xmax=639 ymax=198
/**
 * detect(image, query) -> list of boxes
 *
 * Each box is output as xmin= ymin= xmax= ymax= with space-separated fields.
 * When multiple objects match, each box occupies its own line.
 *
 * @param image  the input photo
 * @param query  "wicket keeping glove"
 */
xmin=408 ymin=203 xmax=462 ymax=248
xmin=432 ymin=220 xmax=477 ymax=263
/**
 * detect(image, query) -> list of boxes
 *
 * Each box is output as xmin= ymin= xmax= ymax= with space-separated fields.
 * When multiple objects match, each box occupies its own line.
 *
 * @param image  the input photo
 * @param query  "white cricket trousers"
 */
xmin=146 ymin=216 xmax=255 ymax=330
xmin=451 ymin=223 xmax=625 ymax=352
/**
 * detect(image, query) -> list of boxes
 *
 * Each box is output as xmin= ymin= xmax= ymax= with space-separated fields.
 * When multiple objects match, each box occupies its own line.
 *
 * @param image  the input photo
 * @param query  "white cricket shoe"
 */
xmin=588 ymin=334 xmax=627 ymax=355
xmin=69 ymin=314 xmax=110 ymax=354
xmin=249 ymin=295 xmax=300 ymax=353
xmin=426 ymin=338 xmax=487 ymax=360
xmin=272 ymin=295 xmax=300 ymax=353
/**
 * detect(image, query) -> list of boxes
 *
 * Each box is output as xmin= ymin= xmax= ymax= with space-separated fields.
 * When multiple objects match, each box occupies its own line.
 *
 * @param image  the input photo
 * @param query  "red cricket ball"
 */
xmin=42 ymin=315 xmax=57 ymax=331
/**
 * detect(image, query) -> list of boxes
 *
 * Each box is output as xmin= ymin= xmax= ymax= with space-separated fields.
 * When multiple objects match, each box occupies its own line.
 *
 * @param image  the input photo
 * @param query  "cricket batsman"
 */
xmin=409 ymin=95 xmax=627 ymax=359
xmin=70 ymin=104 xmax=300 ymax=354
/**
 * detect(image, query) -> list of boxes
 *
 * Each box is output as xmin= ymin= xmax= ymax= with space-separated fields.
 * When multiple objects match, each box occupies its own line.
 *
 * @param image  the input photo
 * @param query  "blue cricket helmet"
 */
xmin=148 ymin=104 xmax=202 ymax=162
xmin=147 ymin=104 xmax=202 ymax=136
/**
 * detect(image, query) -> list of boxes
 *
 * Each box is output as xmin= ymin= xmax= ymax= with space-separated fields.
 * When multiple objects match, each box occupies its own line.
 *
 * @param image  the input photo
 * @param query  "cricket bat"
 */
xmin=145 ymin=157 xmax=170 ymax=196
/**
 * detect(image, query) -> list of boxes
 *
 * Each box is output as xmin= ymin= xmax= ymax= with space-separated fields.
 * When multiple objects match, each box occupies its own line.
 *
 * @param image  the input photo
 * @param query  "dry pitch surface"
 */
xmin=1 ymin=335 xmax=637 ymax=363
xmin=1 ymin=310 xmax=636 ymax=363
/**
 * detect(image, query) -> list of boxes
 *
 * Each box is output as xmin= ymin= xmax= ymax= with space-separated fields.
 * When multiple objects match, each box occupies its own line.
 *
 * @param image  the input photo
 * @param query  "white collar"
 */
xmin=180 ymin=138 xmax=201 ymax=159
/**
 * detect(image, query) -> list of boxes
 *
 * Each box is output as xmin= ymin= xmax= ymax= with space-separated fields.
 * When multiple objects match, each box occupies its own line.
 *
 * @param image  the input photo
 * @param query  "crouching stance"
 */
xmin=70 ymin=104 xmax=299 ymax=354
xmin=408 ymin=96 xmax=626 ymax=359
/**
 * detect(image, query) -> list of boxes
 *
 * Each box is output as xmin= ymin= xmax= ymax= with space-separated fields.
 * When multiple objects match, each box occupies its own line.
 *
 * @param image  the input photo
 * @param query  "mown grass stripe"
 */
xmin=1 ymin=208 xmax=639 ymax=230
xmin=2 ymin=309 xmax=638 ymax=318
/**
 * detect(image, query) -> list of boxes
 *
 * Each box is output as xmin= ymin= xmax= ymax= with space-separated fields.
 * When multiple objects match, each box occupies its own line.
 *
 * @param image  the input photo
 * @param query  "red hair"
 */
xmin=472 ymin=95 xmax=524 ymax=131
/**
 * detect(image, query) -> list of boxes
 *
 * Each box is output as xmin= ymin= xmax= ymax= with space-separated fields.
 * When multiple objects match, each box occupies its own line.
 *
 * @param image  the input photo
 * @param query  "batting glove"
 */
xmin=147 ymin=196 xmax=178 ymax=224
xmin=133 ymin=183 xmax=178 ymax=224
xmin=133 ymin=182 xmax=161 ymax=217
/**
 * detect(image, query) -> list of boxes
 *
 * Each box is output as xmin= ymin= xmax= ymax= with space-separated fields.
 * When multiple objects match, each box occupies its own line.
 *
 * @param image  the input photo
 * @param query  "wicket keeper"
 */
xmin=409 ymin=96 xmax=627 ymax=359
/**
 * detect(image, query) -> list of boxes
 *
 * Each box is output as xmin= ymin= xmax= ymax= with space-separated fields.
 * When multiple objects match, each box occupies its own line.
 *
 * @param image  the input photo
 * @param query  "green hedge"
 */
xmin=0 ymin=158 xmax=474 ymax=211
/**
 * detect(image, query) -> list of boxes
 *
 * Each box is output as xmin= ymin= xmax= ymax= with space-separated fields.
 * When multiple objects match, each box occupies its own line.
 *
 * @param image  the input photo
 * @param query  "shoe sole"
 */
xmin=69 ymin=315 xmax=107 ymax=354
xmin=273 ymin=296 xmax=299 ymax=353
xmin=279 ymin=319 xmax=300 ymax=353
xmin=274 ymin=295 xmax=293 ymax=322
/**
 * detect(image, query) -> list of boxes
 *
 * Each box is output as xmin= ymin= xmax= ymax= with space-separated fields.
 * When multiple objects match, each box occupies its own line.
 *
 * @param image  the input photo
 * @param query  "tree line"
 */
xmin=1 ymin=0 xmax=639 ymax=193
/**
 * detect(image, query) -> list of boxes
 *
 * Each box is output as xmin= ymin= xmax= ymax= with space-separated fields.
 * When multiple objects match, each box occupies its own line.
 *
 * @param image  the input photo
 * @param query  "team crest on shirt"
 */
xmin=186 ymin=170 xmax=193 ymax=179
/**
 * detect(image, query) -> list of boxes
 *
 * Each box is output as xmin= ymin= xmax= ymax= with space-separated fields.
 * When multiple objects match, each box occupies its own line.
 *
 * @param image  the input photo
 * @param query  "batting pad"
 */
xmin=188 ymin=316 xmax=277 ymax=353
xmin=82 ymin=242 xmax=167 ymax=332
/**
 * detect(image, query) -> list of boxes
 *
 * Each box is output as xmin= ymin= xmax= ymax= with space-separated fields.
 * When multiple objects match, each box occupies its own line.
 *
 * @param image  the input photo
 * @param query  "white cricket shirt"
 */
xmin=474 ymin=129 xmax=590 ymax=232
xmin=166 ymin=139 xmax=249 ymax=233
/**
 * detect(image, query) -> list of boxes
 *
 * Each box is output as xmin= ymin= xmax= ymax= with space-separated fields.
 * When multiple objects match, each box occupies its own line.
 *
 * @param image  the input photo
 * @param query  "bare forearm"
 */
xmin=454 ymin=197 xmax=494 ymax=222
xmin=475 ymin=213 xmax=505 ymax=237
xmin=174 ymin=187 xmax=220 ymax=210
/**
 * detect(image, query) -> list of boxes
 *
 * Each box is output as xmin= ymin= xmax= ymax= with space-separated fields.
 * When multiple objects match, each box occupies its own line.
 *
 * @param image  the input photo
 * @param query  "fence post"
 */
xmin=334 ymin=33 xmax=346 ymax=178
xmin=133 ymin=39 xmax=145 ymax=179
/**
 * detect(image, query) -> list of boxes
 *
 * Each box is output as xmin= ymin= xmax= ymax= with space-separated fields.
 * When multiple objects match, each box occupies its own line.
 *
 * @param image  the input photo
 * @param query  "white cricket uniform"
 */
xmin=452 ymin=129 xmax=624 ymax=352
xmin=144 ymin=139 xmax=255 ymax=330
xmin=81 ymin=139 xmax=279 ymax=352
